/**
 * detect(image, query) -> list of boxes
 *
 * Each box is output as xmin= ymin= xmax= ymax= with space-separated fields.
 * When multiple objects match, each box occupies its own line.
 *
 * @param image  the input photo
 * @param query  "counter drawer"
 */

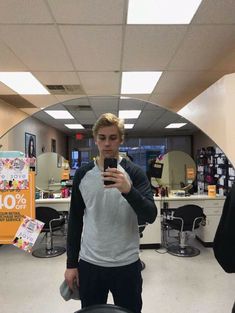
xmin=203 ymin=206 xmax=223 ymax=215
xmin=204 ymin=199 xmax=225 ymax=208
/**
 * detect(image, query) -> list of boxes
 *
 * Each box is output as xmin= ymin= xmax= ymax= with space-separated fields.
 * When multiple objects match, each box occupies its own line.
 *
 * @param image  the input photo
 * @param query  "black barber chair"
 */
xmin=74 ymin=304 xmax=133 ymax=313
xmin=164 ymin=204 xmax=205 ymax=257
xmin=32 ymin=206 xmax=66 ymax=258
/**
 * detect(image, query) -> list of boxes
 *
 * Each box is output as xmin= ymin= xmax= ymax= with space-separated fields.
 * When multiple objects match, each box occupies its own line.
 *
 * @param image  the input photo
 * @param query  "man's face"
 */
xmin=95 ymin=125 xmax=122 ymax=160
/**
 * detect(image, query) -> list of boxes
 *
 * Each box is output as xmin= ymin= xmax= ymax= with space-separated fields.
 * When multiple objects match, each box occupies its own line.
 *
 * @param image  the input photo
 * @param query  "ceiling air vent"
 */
xmin=77 ymin=105 xmax=92 ymax=111
xmin=46 ymin=84 xmax=85 ymax=95
xmin=64 ymin=104 xmax=92 ymax=111
xmin=82 ymin=124 xmax=93 ymax=129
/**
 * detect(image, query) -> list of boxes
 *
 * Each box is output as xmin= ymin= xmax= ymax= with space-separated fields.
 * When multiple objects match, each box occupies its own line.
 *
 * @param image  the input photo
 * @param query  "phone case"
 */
xmin=104 ymin=158 xmax=117 ymax=185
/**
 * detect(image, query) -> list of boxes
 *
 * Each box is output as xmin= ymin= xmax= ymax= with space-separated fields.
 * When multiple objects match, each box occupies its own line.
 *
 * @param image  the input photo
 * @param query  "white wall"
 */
xmin=0 ymin=116 xmax=67 ymax=158
xmin=178 ymin=73 xmax=235 ymax=166
xmin=0 ymin=101 xmax=29 ymax=137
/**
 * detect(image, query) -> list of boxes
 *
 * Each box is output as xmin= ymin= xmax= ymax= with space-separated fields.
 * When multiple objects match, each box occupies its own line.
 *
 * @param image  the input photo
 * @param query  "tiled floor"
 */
xmin=0 ymin=234 xmax=234 ymax=313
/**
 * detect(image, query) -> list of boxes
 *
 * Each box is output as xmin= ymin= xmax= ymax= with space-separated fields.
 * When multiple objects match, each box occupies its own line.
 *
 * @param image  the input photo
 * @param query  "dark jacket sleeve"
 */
xmin=213 ymin=184 xmax=235 ymax=273
xmin=66 ymin=170 xmax=85 ymax=268
xmin=122 ymin=161 xmax=157 ymax=224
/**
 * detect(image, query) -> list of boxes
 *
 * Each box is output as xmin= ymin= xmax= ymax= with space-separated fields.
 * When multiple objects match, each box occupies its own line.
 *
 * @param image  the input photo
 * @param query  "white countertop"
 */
xmin=35 ymin=197 xmax=71 ymax=203
xmin=154 ymin=194 xmax=226 ymax=201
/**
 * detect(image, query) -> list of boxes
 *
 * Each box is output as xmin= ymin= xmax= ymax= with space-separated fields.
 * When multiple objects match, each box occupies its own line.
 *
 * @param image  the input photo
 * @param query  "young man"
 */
xmin=64 ymin=113 xmax=157 ymax=313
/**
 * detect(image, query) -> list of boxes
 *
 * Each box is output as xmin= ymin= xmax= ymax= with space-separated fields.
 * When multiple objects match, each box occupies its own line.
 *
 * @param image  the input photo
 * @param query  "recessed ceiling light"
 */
xmin=44 ymin=110 xmax=74 ymax=119
xmin=64 ymin=124 xmax=84 ymax=129
xmin=165 ymin=123 xmax=187 ymax=128
xmin=124 ymin=124 xmax=134 ymax=129
xmin=121 ymin=72 xmax=162 ymax=94
xmin=119 ymin=110 xmax=141 ymax=119
xmin=127 ymin=0 xmax=202 ymax=24
xmin=0 ymin=72 xmax=49 ymax=94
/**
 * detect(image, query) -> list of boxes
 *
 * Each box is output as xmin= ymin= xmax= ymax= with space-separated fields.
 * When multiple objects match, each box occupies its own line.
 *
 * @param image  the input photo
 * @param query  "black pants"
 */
xmin=78 ymin=259 xmax=143 ymax=313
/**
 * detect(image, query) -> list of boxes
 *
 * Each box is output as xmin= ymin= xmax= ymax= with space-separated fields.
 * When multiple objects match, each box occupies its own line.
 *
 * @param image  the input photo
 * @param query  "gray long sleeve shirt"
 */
xmin=66 ymin=157 xmax=157 ymax=268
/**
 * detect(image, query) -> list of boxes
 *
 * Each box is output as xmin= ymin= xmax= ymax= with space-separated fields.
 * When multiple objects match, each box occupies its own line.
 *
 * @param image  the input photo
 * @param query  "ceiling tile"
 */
xmin=153 ymin=71 xmax=225 ymax=94
xmin=119 ymin=98 xmax=146 ymax=110
xmin=60 ymin=25 xmax=123 ymax=71
xmin=71 ymin=111 xmax=97 ymax=124
xmin=55 ymin=95 xmax=85 ymax=103
xmin=0 ymin=0 xmax=53 ymax=23
xmin=33 ymin=71 xmax=80 ymax=85
xmin=79 ymin=71 xmax=120 ymax=95
xmin=192 ymin=0 xmax=235 ymax=24
xmin=0 ymin=25 xmax=74 ymax=71
xmin=0 ymin=40 xmax=27 ymax=71
xmin=64 ymin=97 xmax=91 ymax=108
xmin=48 ymin=0 xmax=126 ymax=24
xmin=90 ymin=97 xmax=119 ymax=115
xmin=21 ymin=95 xmax=59 ymax=108
xmin=168 ymin=25 xmax=235 ymax=70
xmin=122 ymin=25 xmax=188 ymax=70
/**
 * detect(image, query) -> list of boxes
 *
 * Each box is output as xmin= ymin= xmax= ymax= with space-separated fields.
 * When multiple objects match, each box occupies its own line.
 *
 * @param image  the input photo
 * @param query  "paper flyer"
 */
xmin=12 ymin=216 xmax=44 ymax=253
xmin=0 ymin=157 xmax=30 ymax=190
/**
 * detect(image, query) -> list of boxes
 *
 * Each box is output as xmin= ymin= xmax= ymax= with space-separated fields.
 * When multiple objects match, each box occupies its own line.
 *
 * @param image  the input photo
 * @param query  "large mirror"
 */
xmin=150 ymin=151 xmax=196 ymax=191
xmin=36 ymin=152 xmax=70 ymax=191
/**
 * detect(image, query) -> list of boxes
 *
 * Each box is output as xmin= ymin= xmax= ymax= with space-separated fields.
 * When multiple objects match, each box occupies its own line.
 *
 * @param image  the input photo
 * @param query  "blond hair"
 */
xmin=92 ymin=113 xmax=124 ymax=141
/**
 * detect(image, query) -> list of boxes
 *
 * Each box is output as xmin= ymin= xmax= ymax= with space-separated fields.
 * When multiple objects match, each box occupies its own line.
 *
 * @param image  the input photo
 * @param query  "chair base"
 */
xmin=32 ymin=246 xmax=66 ymax=258
xmin=167 ymin=244 xmax=200 ymax=257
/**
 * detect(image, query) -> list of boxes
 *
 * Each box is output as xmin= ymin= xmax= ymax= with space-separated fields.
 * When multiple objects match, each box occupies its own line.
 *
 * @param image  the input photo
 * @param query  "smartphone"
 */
xmin=104 ymin=158 xmax=117 ymax=185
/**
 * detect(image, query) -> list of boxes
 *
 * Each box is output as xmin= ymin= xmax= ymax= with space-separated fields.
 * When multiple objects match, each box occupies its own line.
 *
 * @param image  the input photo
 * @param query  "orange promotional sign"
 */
xmin=0 ymin=172 xmax=35 ymax=244
xmin=208 ymin=185 xmax=216 ymax=197
xmin=186 ymin=167 xmax=195 ymax=180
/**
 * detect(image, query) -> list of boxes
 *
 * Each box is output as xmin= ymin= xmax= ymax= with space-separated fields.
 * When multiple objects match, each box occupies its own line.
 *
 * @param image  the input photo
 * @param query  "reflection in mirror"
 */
xmin=150 ymin=151 xmax=196 ymax=191
xmin=36 ymin=152 xmax=70 ymax=191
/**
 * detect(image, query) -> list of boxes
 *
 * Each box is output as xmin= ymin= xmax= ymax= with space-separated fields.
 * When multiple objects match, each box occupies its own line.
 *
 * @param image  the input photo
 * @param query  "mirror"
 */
xmin=150 ymin=151 xmax=196 ymax=191
xmin=36 ymin=152 xmax=70 ymax=191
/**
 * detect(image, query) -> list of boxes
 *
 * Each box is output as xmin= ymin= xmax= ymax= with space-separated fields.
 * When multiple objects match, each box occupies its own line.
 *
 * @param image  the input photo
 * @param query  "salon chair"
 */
xmin=74 ymin=304 xmax=133 ymax=313
xmin=164 ymin=204 xmax=205 ymax=257
xmin=32 ymin=206 xmax=66 ymax=258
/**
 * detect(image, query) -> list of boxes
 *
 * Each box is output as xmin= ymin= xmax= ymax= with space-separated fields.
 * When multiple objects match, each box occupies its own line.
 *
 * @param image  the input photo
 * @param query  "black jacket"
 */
xmin=213 ymin=184 xmax=235 ymax=273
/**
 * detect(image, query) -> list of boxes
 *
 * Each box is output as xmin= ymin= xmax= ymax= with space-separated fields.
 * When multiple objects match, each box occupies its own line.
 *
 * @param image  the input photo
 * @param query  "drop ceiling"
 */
xmin=0 ymin=0 xmax=235 ymax=137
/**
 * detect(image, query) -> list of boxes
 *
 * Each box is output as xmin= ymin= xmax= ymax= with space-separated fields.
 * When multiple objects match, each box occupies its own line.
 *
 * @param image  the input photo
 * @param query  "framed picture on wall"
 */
xmin=51 ymin=139 xmax=56 ymax=153
xmin=25 ymin=133 xmax=36 ymax=158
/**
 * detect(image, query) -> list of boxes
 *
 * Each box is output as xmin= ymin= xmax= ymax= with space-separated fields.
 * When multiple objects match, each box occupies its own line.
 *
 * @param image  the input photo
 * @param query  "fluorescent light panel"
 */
xmin=127 ymin=0 xmax=202 ymax=24
xmin=0 ymin=72 xmax=49 ymax=94
xmin=121 ymin=72 xmax=162 ymax=94
xmin=45 ymin=110 xmax=74 ymax=119
xmin=64 ymin=124 xmax=84 ymax=129
xmin=165 ymin=123 xmax=187 ymax=129
xmin=119 ymin=110 xmax=141 ymax=119
xmin=124 ymin=124 xmax=134 ymax=129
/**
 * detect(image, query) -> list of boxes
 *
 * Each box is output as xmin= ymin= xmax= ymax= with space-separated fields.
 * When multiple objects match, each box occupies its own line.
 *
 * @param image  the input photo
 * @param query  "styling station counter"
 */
xmin=35 ymin=197 xmax=71 ymax=212
xmin=35 ymin=197 xmax=161 ymax=249
xmin=154 ymin=194 xmax=226 ymax=247
xmin=35 ymin=195 xmax=225 ymax=248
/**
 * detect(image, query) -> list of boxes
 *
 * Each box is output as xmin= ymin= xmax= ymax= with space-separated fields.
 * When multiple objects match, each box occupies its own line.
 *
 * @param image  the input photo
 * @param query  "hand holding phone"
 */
xmin=103 ymin=158 xmax=117 ymax=185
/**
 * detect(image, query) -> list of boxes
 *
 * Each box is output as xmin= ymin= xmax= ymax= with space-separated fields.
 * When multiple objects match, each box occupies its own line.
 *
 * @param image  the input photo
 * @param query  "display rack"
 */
xmin=196 ymin=146 xmax=235 ymax=196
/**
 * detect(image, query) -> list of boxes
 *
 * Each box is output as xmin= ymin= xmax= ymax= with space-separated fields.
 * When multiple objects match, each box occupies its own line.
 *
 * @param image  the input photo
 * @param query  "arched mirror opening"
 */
xmin=149 ymin=150 xmax=196 ymax=196
xmin=35 ymin=152 xmax=70 ymax=194
xmin=1 ymin=95 xmax=234 ymax=197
